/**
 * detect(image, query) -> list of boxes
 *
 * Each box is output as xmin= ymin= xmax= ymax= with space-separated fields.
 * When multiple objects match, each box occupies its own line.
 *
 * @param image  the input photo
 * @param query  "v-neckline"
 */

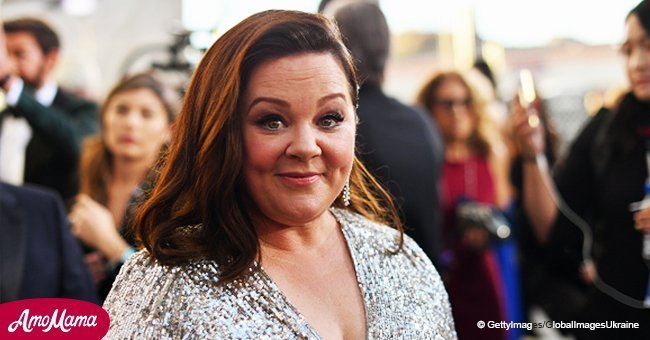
xmin=255 ymin=209 xmax=370 ymax=339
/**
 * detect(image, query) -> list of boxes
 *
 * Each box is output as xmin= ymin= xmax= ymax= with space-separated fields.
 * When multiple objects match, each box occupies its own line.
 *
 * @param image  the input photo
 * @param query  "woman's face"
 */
xmin=430 ymin=78 xmax=476 ymax=143
xmin=103 ymin=88 xmax=171 ymax=161
xmin=242 ymin=52 xmax=356 ymax=227
xmin=624 ymin=14 xmax=650 ymax=101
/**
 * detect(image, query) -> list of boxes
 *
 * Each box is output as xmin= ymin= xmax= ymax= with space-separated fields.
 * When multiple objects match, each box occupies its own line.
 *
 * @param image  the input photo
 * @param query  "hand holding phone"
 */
xmin=518 ymin=69 xmax=540 ymax=128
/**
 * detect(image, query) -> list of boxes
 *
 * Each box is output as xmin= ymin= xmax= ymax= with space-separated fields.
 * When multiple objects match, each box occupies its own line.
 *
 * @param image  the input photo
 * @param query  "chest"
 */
xmin=106 ymin=184 xmax=135 ymax=226
xmin=442 ymin=157 xmax=495 ymax=211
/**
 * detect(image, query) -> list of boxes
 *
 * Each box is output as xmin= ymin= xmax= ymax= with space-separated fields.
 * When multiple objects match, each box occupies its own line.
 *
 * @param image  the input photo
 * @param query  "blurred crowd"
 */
xmin=2 ymin=0 xmax=650 ymax=339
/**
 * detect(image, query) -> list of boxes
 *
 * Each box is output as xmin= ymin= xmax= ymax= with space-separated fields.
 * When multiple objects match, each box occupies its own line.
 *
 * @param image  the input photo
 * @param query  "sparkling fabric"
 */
xmin=103 ymin=209 xmax=457 ymax=339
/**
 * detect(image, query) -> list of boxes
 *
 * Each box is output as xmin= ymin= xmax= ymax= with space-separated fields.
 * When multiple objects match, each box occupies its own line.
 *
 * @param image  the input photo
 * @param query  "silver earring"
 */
xmin=343 ymin=178 xmax=351 ymax=207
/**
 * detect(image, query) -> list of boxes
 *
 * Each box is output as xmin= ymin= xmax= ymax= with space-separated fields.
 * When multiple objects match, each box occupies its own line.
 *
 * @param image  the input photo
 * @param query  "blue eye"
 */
xmin=256 ymin=114 xmax=284 ymax=131
xmin=320 ymin=112 xmax=344 ymax=128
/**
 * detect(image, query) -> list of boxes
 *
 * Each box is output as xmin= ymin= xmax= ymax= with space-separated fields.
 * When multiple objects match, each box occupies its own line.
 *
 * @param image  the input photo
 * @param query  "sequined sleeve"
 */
xmin=400 ymin=233 xmax=457 ymax=339
xmin=103 ymin=250 xmax=193 ymax=339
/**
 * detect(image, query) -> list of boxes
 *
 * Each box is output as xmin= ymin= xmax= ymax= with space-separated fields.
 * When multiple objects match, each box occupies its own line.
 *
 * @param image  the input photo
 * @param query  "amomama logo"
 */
xmin=0 ymin=298 xmax=109 ymax=339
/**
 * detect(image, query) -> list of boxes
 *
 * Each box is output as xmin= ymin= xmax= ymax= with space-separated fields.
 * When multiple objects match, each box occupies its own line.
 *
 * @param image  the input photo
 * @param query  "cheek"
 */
xmin=143 ymin=127 xmax=169 ymax=151
xmin=461 ymin=114 xmax=476 ymax=130
xmin=143 ymin=119 xmax=169 ymax=138
xmin=243 ymin=133 xmax=283 ymax=173
xmin=102 ymin=117 xmax=118 ymax=144
xmin=433 ymin=113 xmax=452 ymax=134
xmin=323 ymin=129 xmax=356 ymax=170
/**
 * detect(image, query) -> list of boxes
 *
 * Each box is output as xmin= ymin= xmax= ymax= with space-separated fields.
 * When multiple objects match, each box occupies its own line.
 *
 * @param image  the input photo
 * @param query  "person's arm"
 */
xmin=69 ymin=194 xmax=132 ymax=263
xmin=103 ymin=251 xmax=182 ymax=338
xmin=522 ymin=157 xmax=558 ymax=243
xmin=9 ymin=92 xmax=98 ymax=158
xmin=488 ymin=140 xmax=514 ymax=210
xmin=515 ymin=105 xmax=606 ymax=245
xmin=512 ymin=106 xmax=558 ymax=243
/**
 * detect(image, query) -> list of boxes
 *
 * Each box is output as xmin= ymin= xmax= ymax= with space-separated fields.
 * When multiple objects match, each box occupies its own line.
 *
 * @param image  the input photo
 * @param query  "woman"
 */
xmin=515 ymin=1 xmax=650 ymax=338
xmin=69 ymin=73 xmax=174 ymax=301
xmin=507 ymin=93 xmax=588 ymax=336
xmin=103 ymin=10 xmax=456 ymax=339
xmin=506 ymin=93 xmax=587 ymax=326
xmin=417 ymin=71 xmax=511 ymax=340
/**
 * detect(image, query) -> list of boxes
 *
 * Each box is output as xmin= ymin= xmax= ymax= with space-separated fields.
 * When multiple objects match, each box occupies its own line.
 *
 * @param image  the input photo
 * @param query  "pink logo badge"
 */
xmin=0 ymin=298 xmax=109 ymax=339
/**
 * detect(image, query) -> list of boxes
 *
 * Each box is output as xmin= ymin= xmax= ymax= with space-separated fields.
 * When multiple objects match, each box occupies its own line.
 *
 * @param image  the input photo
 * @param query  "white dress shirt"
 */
xmin=0 ymin=79 xmax=58 ymax=184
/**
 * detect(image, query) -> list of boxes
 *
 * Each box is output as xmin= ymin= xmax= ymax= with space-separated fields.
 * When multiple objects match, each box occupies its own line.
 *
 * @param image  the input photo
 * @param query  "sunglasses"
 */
xmin=434 ymin=98 xmax=472 ymax=110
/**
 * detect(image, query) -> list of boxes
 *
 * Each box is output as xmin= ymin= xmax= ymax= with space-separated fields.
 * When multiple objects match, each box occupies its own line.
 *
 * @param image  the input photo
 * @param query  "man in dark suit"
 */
xmin=0 ymin=18 xmax=98 ymax=205
xmin=327 ymin=1 xmax=445 ymax=267
xmin=0 ymin=182 xmax=98 ymax=303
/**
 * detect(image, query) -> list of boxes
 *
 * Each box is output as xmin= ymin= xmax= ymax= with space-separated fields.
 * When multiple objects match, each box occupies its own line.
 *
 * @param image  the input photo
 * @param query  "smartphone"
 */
xmin=518 ymin=69 xmax=537 ymax=110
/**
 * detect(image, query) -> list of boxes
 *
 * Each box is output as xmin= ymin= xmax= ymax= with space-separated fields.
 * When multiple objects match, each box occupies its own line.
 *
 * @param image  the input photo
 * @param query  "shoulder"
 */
xmin=332 ymin=208 xmax=400 ymax=244
xmin=570 ymin=107 xmax=613 ymax=146
xmin=331 ymin=208 xmax=435 ymax=270
xmin=1 ymin=183 xmax=62 ymax=210
xmin=104 ymin=249 xmax=313 ymax=338
xmin=54 ymin=88 xmax=99 ymax=113
xmin=103 ymin=250 xmax=224 ymax=338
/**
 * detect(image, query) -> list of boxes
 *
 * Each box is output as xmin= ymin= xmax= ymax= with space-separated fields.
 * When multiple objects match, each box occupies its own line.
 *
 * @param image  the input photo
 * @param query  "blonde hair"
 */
xmin=416 ymin=70 xmax=504 ymax=157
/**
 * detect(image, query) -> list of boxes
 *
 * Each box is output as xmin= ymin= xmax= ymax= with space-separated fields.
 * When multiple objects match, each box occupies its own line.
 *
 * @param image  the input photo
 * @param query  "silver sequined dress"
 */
xmin=103 ymin=209 xmax=457 ymax=339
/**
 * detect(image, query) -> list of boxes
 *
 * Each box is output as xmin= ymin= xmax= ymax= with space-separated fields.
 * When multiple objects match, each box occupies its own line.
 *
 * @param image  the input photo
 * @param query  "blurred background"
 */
xmin=0 ymin=0 xmax=640 ymax=145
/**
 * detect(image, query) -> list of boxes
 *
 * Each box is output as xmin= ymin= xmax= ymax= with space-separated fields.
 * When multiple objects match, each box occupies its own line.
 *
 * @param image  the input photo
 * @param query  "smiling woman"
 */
xmin=242 ymin=53 xmax=356 ymax=228
xmin=103 ymin=9 xmax=456 ymax=339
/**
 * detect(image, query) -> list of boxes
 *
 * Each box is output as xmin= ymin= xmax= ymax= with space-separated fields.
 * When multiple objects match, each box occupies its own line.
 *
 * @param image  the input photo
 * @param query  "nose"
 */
xmin=120 ymin=111 xmax=141 ymax=130
xmin=630 ymin=47 xmax=650 ymax=72
xmin=450 ymin=103 xmax=469 ymax=117
xmin=285 ymin=125 xmax=322 ymax=160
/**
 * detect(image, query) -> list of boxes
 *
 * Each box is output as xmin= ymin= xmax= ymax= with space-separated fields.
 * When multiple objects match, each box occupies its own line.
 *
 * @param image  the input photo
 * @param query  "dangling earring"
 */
xmin=342 ymin=178 xmax=351 ymax=207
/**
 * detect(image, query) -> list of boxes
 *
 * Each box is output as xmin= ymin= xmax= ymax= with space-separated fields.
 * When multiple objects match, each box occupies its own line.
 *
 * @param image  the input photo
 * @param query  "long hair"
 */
xmin=604 ymin=0 xmax=650 ymax=158
xmin=580 ymin=0 xmax=650 ymax=171
xmin=134 ymin=10 xmax=402 ymax=284
xmin=416 ymin=71 xmax=500 ymax=157
xmin=79 ymin=73 xmax=176 ymax=204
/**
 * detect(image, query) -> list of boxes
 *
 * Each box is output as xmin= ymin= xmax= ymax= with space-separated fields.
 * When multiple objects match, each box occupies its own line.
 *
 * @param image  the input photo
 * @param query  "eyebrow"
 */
xmin=246 ymin=93 xmax=347 ymax=113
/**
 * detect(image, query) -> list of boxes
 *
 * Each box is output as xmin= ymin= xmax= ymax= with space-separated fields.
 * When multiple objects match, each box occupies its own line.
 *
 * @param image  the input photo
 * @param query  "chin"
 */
xmin=633 ymin=87 xmax=650 ymax=102
xmin=113 ymin=151 xmax=143 ymax=161
xmin=269 ymin=201 xmax=331 ymax=226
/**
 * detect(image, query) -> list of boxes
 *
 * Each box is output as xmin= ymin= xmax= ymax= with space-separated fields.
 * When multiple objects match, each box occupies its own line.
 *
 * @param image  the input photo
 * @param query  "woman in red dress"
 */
xmin=418 ymin=71 xmax=512 ymax=340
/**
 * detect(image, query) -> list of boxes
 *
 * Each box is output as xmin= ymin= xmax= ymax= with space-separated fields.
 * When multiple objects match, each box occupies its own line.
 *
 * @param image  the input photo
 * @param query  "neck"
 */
xmin=32 ymin=74 xmax=54 ymax=92
xmin=257 ymin=210 xmax=339 ymax=257
xmin=111 ymin=155 xmax=152 ymax=186
xmin=446 ymin=141 xmax=473 ymax=162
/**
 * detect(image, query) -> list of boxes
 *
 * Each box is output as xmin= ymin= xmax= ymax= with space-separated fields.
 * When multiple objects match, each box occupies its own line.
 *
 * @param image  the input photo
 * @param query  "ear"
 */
xmin=43 ymin=48 xmax=59 ymax=75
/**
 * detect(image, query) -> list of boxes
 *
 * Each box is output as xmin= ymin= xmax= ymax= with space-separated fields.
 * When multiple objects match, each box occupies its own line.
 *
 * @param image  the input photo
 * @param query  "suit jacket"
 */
xmin=356 ymin=83 xmax=445 ymax=267
xmin=2 ymin=86 xmax=99 ymax=204
xmin=0 ymin=182 xmax=98 ymax=303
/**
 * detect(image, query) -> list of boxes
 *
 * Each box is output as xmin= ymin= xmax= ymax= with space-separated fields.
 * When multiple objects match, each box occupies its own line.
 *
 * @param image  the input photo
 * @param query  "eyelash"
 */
xmin=255 ymin=114 xmax=284 ymax=130
xmin=254 ymin=112 xmax=345 ymax=131
xmin=320 ymin=112 xmax=344 ymax=128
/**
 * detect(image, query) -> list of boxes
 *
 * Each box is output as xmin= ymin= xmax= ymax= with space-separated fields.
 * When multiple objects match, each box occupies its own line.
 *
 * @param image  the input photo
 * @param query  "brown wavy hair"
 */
xmin=134 ymin=10 xmax=402 ymax=284
xmin=79 ymin=73 xmax=176 ymax=204
xmin=416 ymin=71 xmax=499 ymax=157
